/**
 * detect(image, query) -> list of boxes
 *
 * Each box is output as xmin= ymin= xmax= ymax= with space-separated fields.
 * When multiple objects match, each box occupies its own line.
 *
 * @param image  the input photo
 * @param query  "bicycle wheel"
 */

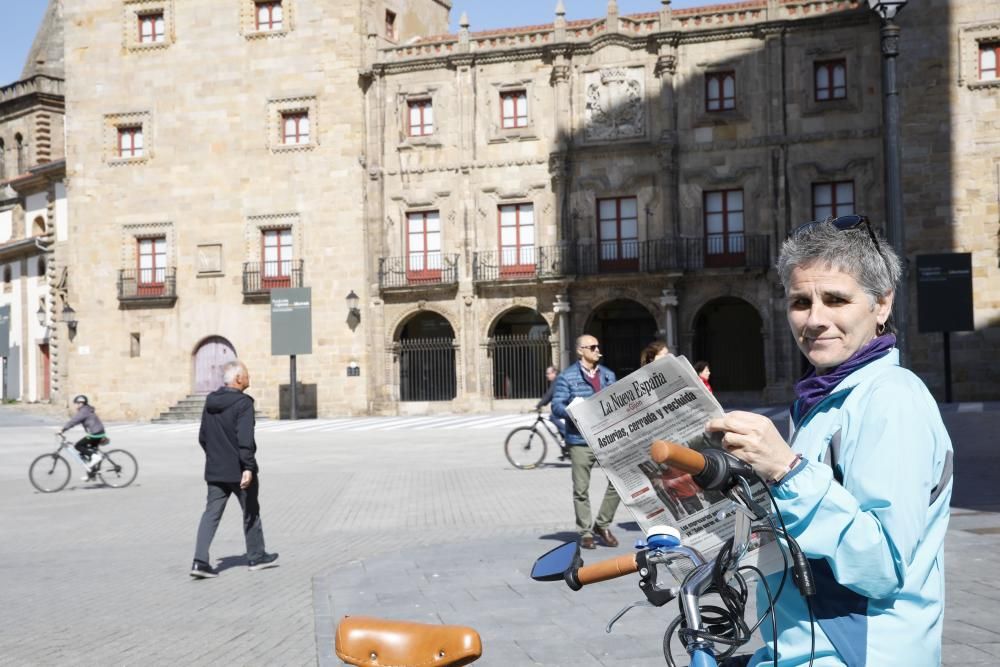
xmin=98 ymin=449 xmax=139 ymax=488
xmin=29 ymin=453 xmax=71 ymax=493
xmin=504 ymin=426 xmax=548 ymax=470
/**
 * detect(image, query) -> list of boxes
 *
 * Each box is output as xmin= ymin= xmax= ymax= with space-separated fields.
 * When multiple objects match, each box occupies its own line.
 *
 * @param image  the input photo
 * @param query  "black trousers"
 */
xmin=193 ymin=478 xmax=266 ymax=563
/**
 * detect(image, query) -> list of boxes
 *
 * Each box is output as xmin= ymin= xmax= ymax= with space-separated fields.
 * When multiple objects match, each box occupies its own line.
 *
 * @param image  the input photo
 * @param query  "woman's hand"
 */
xmin=705 ymin=411 xmax=798 ymax=482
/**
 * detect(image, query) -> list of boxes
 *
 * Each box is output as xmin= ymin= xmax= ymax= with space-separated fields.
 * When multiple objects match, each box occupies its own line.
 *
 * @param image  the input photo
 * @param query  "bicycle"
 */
xmin=29 ymin=433 xmax=139 ymax=493
xmin=503 ymin=409 xmax=569 ymax=470
xmin=335 ymin=441 xmax=810 ymax=667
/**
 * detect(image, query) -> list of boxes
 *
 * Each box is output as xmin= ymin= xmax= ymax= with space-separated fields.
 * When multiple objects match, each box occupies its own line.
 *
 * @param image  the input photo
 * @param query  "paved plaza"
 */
xmin=1 ymin=404 xmax=999 ymax=666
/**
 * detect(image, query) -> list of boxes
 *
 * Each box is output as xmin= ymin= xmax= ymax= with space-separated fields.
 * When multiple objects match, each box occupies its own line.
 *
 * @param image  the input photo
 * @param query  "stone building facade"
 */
xmin=0 ymin=0 xmax=68 ymax=403
xmin=53 ymin=0 xmax=999 ymax=419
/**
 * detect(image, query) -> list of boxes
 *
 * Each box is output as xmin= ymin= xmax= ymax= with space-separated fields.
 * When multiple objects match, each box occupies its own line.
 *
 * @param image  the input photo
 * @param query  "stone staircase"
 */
xmin=153 ymin=393 xmax=267 ymax=422
xmin=153 ymin=394 xmax=209 ymax=422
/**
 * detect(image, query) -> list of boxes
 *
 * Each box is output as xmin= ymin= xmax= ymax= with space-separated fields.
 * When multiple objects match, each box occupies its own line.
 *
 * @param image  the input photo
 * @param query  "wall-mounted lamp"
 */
xmin=346 ymin=290 xmax=361 ymax=321
xmin=61 ymin=303 xmax=78 ymax=332
xmin=36 ymin=303 xmax=46 ymax=326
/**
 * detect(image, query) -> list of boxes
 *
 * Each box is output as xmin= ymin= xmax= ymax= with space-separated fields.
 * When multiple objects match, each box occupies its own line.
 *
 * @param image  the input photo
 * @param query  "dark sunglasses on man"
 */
xmin=579 ymin=344 xmax=600 ymax=352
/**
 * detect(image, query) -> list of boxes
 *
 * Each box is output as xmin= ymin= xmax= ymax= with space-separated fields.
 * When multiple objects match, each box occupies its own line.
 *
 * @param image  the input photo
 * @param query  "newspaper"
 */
xmin=566 ymin=355 xmax=784 ymax=579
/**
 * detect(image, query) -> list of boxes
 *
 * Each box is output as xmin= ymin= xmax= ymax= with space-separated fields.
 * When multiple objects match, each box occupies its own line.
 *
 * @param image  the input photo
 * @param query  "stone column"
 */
xmin=658 ymin=288 xmax=679 ymax=352
xmin=553 ymin=294 xmax=572 ymax=369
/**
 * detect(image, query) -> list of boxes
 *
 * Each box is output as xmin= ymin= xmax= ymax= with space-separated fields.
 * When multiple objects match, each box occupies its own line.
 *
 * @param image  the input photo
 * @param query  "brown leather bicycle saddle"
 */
xmin=335 ymin=615 xmax=482 ymax=667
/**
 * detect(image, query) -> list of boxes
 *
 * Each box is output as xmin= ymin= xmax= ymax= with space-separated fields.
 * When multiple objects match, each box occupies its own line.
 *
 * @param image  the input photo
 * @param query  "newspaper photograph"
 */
xmin=566 ymin=354 xmax=784 ymax=579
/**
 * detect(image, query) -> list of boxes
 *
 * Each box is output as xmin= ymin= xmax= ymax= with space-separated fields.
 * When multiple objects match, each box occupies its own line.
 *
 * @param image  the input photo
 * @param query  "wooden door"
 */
xmin=193 ymin=337 xmax=237 ymax=394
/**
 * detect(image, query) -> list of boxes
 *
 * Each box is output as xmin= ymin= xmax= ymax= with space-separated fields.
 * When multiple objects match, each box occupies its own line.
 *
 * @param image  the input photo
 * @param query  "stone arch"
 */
xmin=691 ymin=297 xmax=765 ymax=391
xmin=583 ymin=298 xmax=658 ymax=379
xmin=389 ymin=305 xmax=457 ymax=343
xmin=395 ymin=311 xmax=457 ymax=402
xmin=488 ymin=306 xmax=553 ymax=399
xmin=191 ymin=335 xmax=238 ymax=394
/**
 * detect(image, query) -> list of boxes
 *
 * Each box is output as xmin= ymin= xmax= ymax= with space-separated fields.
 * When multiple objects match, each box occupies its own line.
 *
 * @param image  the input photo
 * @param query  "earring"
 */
xmin=877 ymin=322 xmax=886 ymax=336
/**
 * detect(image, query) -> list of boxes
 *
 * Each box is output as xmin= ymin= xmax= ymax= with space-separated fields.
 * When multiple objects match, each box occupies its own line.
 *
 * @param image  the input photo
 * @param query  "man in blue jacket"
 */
xmin=551 ymin=334 xmax=621 ymax=549
xmin=190 ymin=360 xmax=278 ymax=578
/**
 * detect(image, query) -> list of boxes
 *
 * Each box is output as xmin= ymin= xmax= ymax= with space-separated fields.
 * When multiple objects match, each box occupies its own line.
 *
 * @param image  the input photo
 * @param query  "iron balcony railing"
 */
xmin=242 ymin=260 xmax=304 ymax=295
xmin=378 ymin=253 xmax=460 ymax=289
xmin=472 ymin=244 xmax=573 ymax=282
xmin=470 ymin=236 xmax=769 ymax=282
xmin=118 ymin=267 xmax=177 ymax=302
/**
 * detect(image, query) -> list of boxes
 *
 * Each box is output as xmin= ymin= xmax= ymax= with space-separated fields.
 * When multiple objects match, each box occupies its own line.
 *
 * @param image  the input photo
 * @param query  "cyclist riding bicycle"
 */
xmin=59 ymin=395 xmax=109 ymax=480
xmin=534 ymin=366 xmax=566 ymax=440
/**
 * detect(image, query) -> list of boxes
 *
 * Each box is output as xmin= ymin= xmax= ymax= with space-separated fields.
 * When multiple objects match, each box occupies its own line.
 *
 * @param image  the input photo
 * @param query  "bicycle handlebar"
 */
xmin=650 ymin=440 xmax=706 ymax=475
xmin=566 ymin=553 xmax=640 ymax=590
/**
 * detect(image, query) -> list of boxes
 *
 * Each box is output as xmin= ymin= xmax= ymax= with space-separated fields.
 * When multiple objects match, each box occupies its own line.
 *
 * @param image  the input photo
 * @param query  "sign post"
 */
xmin=0 ymin=305 xmax=9 ymax=401
xmin=916 ymin=253 xmax=973 ymax=403
xmin=270 ymin=288 xmax=312 ymax=419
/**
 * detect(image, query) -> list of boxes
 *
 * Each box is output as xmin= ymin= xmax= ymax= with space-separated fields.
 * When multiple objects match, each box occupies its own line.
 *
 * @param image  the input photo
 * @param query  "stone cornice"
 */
xmin=374 ymin=3 xmax=869 ymax=74
xmin=385 ymin=157 xmax=548 ymax=177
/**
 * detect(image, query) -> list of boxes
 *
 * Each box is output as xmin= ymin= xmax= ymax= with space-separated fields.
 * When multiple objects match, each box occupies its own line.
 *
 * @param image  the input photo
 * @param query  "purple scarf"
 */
xmin=792 ymin=334 xmax=896 ymax=424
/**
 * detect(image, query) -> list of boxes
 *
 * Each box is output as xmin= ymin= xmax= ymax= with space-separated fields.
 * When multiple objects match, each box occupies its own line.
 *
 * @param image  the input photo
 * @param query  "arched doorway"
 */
xmin=193 ymin=336 xmax=237 ymax=394
xmin=490 ymin=308 xmax=551 ymax=399
xmin=398 ymin=312 xmax=456 ymax=401
xmin=693 ymin=297 xmax=765 ymax=391
xmin=585 ymin=299 xmax=657 ymax=379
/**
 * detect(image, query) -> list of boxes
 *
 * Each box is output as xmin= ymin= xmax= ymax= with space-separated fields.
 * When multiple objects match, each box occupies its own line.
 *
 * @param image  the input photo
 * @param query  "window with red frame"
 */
xmin=407 ymin=100 xmax=434 ymax=136
xmin=137 ymin=237 xmax=166 ymax=296
xmin=498 ymin=204 xmax=535 ymax=277
xmin=407 ymin=211 xmax=442 ymax=282
xmin=703 ymin=189 xmax=745 ymax=267
xmin=981 ymin=43 xmax=1000 ymax=81
xmin=597 ymin=197 xmax=639 ymax=272
xmin=255 ymin=1 xmax=283 ymax=31
xmin=118 ymin=126 xmax=143 ymax=158
xmin=815 ymin=60 xmax=847 ymax=101
xmin=282 ymin=111 xmax=309 ymax=145
xmin=812 ymin=181 xmax=854 ymax=221
xmin=262 ymin=228 xmax=293 ymax=288
xmin=706 ymin=72 xmax=735 ymax=112
xmin=385 ymin=10 xmax=397 ymax=40
xmin=500 ymin=91 xmax=528 ymax=129
xmin=138 ymin=12 xmax=165 ymax=43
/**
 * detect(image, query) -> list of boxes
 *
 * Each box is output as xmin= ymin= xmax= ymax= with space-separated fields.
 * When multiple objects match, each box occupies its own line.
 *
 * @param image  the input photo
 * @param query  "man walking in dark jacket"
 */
xmin=190 ymin=360 xmax=278 ymax=578
xmin=551 ymin=335 xmax=621 ymax=550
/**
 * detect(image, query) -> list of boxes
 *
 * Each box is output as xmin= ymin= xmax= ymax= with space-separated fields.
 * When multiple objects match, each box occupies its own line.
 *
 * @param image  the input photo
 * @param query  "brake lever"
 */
xmin=606 ymin=600 xmax=656 ymax=633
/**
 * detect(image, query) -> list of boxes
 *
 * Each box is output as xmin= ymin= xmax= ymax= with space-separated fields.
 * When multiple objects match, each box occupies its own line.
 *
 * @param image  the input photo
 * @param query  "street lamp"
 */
xmin=35 ymin=303 xmax=46 ymax=326
xmin=346 ymin=290 xmax=361 ymax=321
xmin=60 ymin=302 xmax=78 ymax=332
xmin=868 ymin=0 xmax=909 ymax=364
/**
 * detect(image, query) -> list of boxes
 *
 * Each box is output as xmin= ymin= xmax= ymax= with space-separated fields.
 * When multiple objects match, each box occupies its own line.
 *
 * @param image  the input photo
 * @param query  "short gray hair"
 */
xmin=222 ymin=360 xmax=245 ymax=384
xmin=777 ymin=220 xmax=901 ymax=309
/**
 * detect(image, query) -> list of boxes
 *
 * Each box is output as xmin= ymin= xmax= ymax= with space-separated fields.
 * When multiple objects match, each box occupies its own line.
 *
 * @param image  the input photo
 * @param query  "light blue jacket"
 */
xmin=749 ymin=350 xmax=952 ymax=667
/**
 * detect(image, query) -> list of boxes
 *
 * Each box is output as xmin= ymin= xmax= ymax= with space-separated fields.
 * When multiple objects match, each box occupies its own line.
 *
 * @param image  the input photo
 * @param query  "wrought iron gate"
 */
xmin=399 ymin=337 xmax=457 ymax=401
xmin=490 ymin=335 xmax=551 ymax=399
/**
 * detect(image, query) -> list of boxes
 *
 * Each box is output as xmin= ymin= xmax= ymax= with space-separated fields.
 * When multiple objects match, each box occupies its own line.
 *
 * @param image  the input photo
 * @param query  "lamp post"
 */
xmin=868 ymin=0 xmax=909 ymax=364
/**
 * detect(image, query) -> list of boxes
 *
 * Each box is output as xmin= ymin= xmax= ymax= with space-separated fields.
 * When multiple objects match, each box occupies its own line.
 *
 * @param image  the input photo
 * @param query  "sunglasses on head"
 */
xmin=579 ymin=344 xmax=600 ymax=351
xmin=793 ymin=214 xmax=880 ymax=251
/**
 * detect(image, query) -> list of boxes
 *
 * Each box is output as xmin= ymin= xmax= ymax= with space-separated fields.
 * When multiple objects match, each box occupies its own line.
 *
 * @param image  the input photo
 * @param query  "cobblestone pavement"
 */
xmin=1 ymin=405 xmax=999 ymax=666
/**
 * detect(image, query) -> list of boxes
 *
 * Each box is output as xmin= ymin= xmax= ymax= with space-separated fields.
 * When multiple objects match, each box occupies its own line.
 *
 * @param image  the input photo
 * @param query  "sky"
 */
xmin=0 ymin=1 xmax=719 ymax=87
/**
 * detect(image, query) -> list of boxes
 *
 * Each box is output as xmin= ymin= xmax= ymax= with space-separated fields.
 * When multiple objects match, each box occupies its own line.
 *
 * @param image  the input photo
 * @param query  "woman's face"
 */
xmin=654 ymin=347 xmax=669 ymax=361
xmin=786 ymin=262 xmax=892 ymax=375
xmin=699 ymin=366 xmax=711 ymax=380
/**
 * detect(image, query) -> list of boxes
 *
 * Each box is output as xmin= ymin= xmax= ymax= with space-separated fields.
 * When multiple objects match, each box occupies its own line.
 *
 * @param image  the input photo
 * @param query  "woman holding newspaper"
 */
xmin=706 ymin=216 xmax=953 ymax=667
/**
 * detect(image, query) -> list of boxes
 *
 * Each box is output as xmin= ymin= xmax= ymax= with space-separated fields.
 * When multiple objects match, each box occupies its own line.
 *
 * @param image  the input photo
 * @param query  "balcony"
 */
xmin=242 ymin=260 xmax=304 ymax=301
xmin=118 ymin=267 xmax=178 ymax=308
xmin=378 ymin=253 xmax=460 ymax=291
xmin=472 ymin=244 xmax=572 ymax=283
xmin=469 ymin=236 xmax=771 ymax=283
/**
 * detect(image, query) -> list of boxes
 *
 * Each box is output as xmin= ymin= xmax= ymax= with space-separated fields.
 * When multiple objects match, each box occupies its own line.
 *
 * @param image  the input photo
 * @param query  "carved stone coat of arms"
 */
xmin=584 ymin=67 xmax=645 ymax=141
